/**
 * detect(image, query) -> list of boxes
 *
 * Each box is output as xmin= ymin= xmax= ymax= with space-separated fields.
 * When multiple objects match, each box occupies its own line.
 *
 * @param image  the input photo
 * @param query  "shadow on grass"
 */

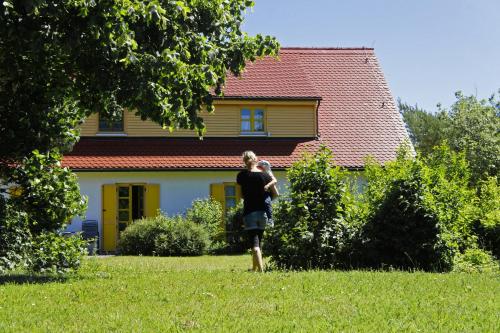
xmin=0 ymin=274 xmax=69 ymax=285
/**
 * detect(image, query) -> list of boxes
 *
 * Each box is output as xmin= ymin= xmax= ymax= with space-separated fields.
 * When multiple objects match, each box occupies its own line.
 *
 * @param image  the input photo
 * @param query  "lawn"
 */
xmin=0 ymin=255 xmax=499 ymax=332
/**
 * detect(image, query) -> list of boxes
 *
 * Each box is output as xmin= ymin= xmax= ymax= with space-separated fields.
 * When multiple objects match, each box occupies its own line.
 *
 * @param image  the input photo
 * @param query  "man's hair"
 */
xmin=242 ymin=151 xmax=257 ymax=166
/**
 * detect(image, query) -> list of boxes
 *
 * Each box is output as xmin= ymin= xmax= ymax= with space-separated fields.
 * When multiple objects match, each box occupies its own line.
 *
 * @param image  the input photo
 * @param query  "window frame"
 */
xmin=98 ymin=111 xmax=125 ymax=133
xmin=223 ymin=182 xmax=238 ymax=213
xmin=239 ymin=107 xmax=267 ymax=136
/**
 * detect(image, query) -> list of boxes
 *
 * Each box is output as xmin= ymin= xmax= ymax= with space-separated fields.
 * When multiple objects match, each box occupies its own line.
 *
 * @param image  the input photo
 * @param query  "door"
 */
xmin=102 ymin=184 xmax=117 ymax=252
xmin=102 ymin=183 xmax=159 ymax=252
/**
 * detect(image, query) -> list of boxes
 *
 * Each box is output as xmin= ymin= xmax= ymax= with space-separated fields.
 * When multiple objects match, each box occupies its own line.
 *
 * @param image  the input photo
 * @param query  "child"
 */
xmin=257 ymin=160 xmax=279 ymax=226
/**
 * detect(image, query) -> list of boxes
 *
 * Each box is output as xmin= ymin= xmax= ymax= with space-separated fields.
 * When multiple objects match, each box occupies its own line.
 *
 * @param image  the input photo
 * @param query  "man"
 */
xmin=236 ymin=151 xmax=273 ymax=272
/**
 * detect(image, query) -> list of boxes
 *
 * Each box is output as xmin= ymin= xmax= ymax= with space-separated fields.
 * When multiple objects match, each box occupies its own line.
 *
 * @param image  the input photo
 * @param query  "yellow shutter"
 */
xmin=210 ymin=183 xmax=225 ymax=208
xmin=144 ymin=184 xmax=160 ymax=217
xmin=102 ymin=184 xmax=117 ymax=252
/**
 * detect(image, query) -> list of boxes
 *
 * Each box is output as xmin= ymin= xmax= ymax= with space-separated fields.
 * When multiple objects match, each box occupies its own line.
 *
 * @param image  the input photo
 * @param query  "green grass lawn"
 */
xmin=1 ymin=255 xmax=499 ymax=332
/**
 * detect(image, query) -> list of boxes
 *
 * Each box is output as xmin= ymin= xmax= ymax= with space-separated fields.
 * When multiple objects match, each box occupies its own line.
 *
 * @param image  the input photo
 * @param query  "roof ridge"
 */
xmin=280 ymin=47 xmax=374 ymax=51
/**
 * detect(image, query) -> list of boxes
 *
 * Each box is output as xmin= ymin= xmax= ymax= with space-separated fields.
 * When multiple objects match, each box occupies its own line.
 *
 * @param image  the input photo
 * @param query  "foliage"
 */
xmin=399 ymin=91 xmax=499 ymax=184
xmin=6 ymin=150 xmax=87 ymax=234
xmin=118 ymin=214 xmax=208 ymax=256
xmin=2 ymin=256 xmax=499 ymax=332
xmin=27 ymin=232 xmax=87 ymax=274
xmin=154 ymin=217 xmax=208 ymax=256
xmin=0 ymin=0 xmax=278 ymax=274
xmin=472 ymin=177 xmax=500 ymax=259
xmin=444 ymin=92 xmax=499 ymax=183
xmin=219 ymin=200 xmax=247 ymax=254
xmin=355 ymin=144 xmax=478 ymax=271
xmin=0 ymin=150 xmax=86 ymax=274
xmin=118 ymin=215 xmax=170 ymax=255
xmin=398 ymin=99 xmax=449 ymax=155
xmin=0 ymin=0 xmax=280 ymax=160
xmin=452 ymin=248 xmax=499 ymax=273
xmin=265 ymin=146 xmax=356 ymax=270
xmin=186 ymin=198 xmax=224 ymax=242
xmin=0 ymin=197 xmax=31 ymax=273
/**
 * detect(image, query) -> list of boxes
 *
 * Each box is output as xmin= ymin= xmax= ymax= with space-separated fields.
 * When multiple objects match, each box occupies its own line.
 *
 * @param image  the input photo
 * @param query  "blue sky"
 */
xmin=242 ymin=0 xmax=500 ymax=111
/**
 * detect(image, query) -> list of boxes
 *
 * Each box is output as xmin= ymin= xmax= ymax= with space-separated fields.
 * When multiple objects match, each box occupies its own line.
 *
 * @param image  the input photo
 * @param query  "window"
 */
xmin=241 ymin=108 xmax=265 ymax=134
xmin=99 ymin=111 xmax=124 ymax=132
xmin=224 ymin=184 xmax=237 ymax=212
xmin=210 ymin=182 xmax=242 ymax=214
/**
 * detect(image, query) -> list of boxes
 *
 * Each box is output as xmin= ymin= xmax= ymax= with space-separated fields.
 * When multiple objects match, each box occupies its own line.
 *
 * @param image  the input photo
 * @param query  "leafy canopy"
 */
xmin=399 ymin=91 xmax=499 ymax=183
xmin=0 ymin=0 xmax=279 ymax=158
xmin=0 ymin=0 xmax=278 ymax=273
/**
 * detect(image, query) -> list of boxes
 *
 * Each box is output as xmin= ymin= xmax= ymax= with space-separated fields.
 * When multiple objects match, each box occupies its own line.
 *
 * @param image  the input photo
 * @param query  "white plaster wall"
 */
xmin=66 ymin=170 xmax=287 ymax=235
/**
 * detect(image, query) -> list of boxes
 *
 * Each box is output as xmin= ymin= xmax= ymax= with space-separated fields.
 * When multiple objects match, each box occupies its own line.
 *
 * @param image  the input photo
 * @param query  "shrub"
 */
xmin=265 ymin=146 xmax=356 ymax=270
xmin=118 ymin=214 xmax=209 ymax=256
xmin=473 ymin=177 xmax=500 ymax=259
xmin=453 ymin=248 xmax=499 ymax=273
xmin=28 ymin=232 xmax=87 ymax=274
xmin=155 ymin=217 xmax=209 ymax=256
xmin=221 ymin=201 xmax=247 ymax=254
xmin=118 ymin=215 xmax=170 ymax=255
xmin=354 ymin=144 xmax=477 ymax=271
xmin=186 ymin=198 xmax=224 ymax=242
xmin=0 ymin=197 xmax=31 ymax=273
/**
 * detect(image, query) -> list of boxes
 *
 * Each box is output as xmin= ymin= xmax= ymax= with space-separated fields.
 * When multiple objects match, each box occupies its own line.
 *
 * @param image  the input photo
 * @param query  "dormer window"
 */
xmin=99 ymin=111 xmax=124 ymax=132
xmin=241 ymin=108 xmax=266 ymax=135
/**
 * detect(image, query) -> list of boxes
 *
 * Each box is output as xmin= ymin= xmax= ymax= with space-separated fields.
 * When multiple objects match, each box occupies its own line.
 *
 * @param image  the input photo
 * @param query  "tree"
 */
xmin=444 ymin=91 xmax=499 ymax=183
xmin=0 ymin=0 xmax=279 ymax=273
xmin=399 ymin=91 xmax=499 ymax=183
xmin=0 ymin=0 xmax=279 ymax=158
xmin=398 ymin=99 xmax=449 ymax=155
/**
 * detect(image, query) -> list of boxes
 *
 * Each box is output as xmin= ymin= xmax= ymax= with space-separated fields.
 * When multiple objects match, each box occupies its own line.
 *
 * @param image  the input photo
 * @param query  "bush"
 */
xmin=186 ymin=198 xmax=224 ymax=242
xmin=28 ymin=232 xmax=87 ymax=274
xmin=118 ymin=215 xmax=169 ymax=255
xmin=118 ymin=214 xmax=209 ymax=256
xmin=219 ymin=201 xmax=247 ymax=254
xmin=0 ymin=197 xmax=31 ymax=273
xmin=453 ymin=248 xmax=499 ymax=273
xmin=473 ymin=177 xmax=500 ymax=259
xmin=354 ymin=144 xmax=477 ymax=271
xmin=265 ymin=146 xmax=357 ymax=270
xmin=155 ymin=217 xmax=208 ymax=256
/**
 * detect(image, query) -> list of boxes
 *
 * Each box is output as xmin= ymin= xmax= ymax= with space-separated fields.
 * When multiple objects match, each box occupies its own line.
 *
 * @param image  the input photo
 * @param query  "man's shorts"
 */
xmin=243 ymin=211 xmax=267 ymax=230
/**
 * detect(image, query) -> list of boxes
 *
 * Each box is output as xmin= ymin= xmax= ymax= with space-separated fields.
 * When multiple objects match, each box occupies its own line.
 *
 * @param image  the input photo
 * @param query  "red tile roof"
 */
xmin=63 ymin=47 xmax=409 ymax=170
xmin=63 ymin=138 xmax=314 ymax=170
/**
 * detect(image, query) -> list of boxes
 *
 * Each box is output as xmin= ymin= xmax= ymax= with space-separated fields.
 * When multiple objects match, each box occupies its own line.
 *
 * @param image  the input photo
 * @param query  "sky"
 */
xmin=242 ymin=0 xmax=500 ymax=111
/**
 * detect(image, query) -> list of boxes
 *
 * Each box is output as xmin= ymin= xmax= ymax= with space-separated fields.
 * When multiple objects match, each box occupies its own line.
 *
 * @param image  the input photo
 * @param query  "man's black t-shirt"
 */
xmin=236 ymin=170 xmax=272 ymax=216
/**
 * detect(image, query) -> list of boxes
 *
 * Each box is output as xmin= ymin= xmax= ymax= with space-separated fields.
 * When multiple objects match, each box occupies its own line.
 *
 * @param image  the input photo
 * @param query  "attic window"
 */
xmin=240 ymin=108 xmax=266 ymax=135
xmin=99 ymin=111 xmax=124 ymax=132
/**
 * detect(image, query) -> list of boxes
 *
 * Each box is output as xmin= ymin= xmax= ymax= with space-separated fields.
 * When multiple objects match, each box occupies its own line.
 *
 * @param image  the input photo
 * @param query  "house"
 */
xmin=63 ymin=47 xmax=409 ymax=252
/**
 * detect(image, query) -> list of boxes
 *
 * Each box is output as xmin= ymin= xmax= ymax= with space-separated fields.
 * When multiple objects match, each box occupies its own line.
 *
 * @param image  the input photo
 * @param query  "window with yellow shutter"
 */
xmin=210 ymin=182 xmax=242 ymax=214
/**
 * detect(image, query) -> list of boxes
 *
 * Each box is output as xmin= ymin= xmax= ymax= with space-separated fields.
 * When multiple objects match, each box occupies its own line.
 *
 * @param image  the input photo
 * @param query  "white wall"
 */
xmin=67 ymin=170 xmax=287 ymax=235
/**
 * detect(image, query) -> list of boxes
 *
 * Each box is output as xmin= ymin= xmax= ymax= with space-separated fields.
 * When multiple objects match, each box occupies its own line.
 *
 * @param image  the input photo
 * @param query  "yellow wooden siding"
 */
xmin=80 ymin=113 xmax=99 ymax=136
xmin=266 ymin=105 xmax=316 ymax=137
xmin=102 ymin=184 xmax=117 ymax=252
xmin=79 ymin=101 xmax=317 ymax=137
xmin=144 ymin=184 xmax=160 ymax=217
xmin=124 ymin=106 xmax=240 ymax=137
